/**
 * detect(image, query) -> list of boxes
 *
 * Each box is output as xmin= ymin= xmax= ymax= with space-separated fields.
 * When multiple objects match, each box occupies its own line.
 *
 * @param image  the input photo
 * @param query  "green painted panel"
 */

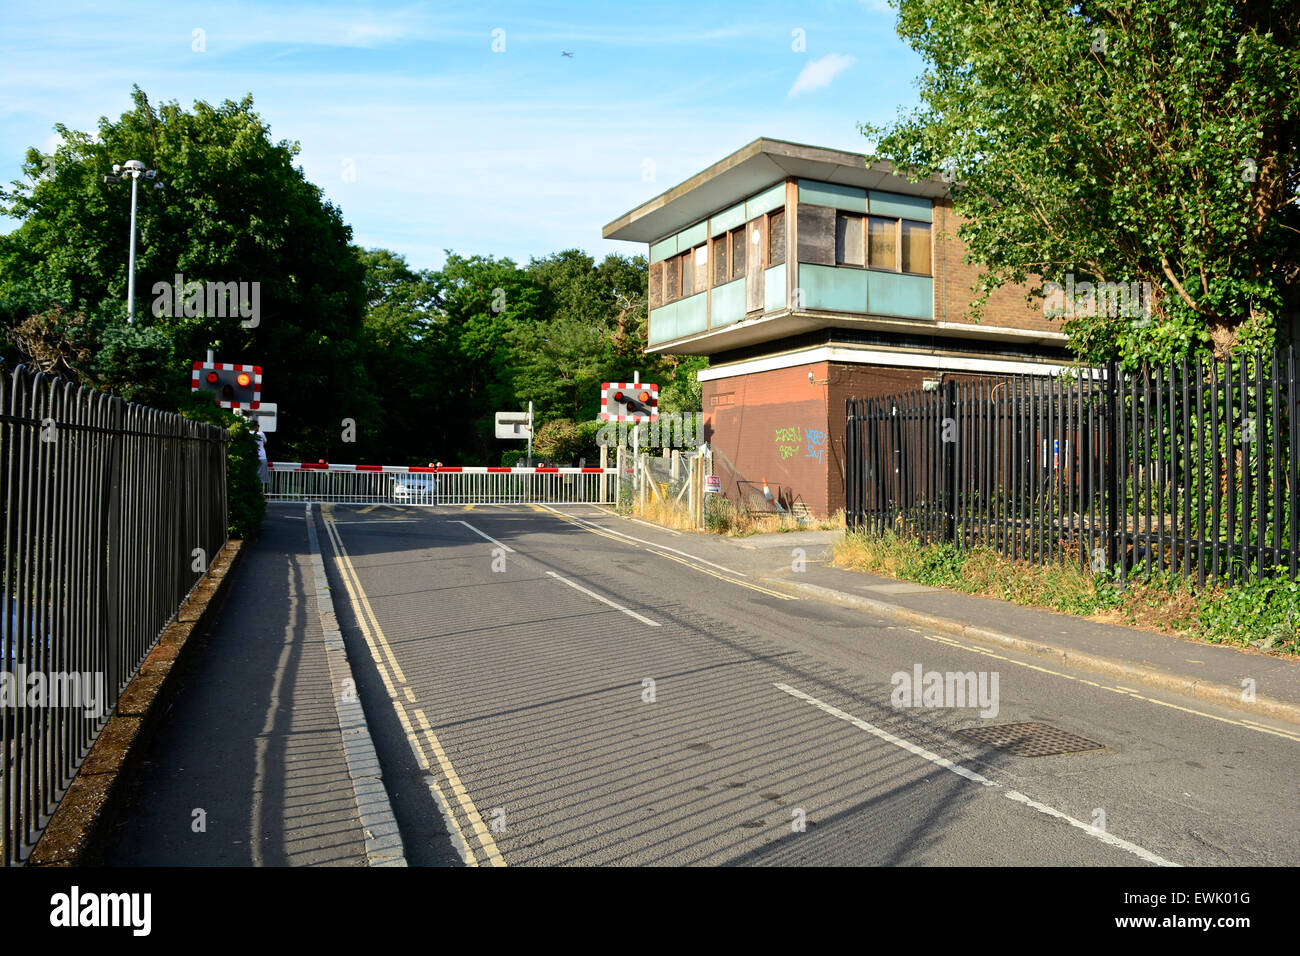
xmin=868 ymin=190 xmax=932 ymax=223
xmin=710 ymin=201 xmax=746 ymax=237
xmin=676 ymin=221 xmax=707 ymax=251
xmin=866 ymin=270 xmax=933 ymax=319
xmin=676 ymin=291 xmax=708 ymax=337
xmin=710 ymin=277 xmax=746 ymax=327
xmin=797 ymin=179 xmax=867 ymax=213
xmin=648 ymin=302 xmax=676 ymax=344
xmin=650 ymin=235 xmax=677 ymax=263
xmin=745 ymin=183 xmax=786 ymax=220
xmin=764 ymin=263 xmax=786 ymax=313
xmin=797 ymin=263 xmax=868 ymax=313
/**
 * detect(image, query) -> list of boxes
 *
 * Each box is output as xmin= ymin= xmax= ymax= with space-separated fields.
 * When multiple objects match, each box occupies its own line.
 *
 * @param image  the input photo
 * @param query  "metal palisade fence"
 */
xmin=845 ymin=347 xmax=1300 ymax=588
xmin=0 ymin=362 xmax=229 ymax=864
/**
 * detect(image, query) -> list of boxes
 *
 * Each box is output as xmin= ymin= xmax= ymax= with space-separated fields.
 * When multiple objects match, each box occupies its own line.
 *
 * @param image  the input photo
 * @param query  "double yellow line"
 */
xmin=320 ymin=506 xmax=506 ymax=866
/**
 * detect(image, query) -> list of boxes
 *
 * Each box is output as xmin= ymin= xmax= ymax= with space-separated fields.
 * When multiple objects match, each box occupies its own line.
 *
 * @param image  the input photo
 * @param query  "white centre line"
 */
xmin=546 ymin=571 xmax=661 ymax=627
xmin=773 ymin=682 xmax=1178 ymax=868
xmin=449 ymin=519 xmax=515 ymax=553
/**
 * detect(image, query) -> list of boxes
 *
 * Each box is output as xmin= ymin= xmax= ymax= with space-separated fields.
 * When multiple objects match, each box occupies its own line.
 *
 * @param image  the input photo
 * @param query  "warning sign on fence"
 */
xmin=704 ymin=475 xmax=721 ymax=494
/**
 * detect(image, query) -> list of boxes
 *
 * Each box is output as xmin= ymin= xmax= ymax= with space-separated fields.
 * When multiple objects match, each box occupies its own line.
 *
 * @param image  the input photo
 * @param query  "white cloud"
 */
xmin=787 ymin=53 xmax=855 ymax=98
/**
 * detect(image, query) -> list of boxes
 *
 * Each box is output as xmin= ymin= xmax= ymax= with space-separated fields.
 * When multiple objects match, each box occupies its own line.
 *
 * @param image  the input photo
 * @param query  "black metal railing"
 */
xmin=0 ymin=362 xmax=228 ymax=864
xmin=846 ymin=347 xmax=1300 ymax=587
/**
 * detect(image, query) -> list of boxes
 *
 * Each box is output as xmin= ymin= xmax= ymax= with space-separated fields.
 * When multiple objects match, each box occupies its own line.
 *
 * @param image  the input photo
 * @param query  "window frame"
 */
xmin=729 ymin=226 xmax=746 ymax=281
xmin=834 ymin=211 xmax=866 ymax=268
xmin=899 ymin=218 xmax=932 ymax=276
xmin=767 ymin=208 xmax=786 ymax=267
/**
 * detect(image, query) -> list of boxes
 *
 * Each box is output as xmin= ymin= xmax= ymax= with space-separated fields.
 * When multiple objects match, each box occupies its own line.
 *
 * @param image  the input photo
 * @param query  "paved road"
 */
xmin=307 ymin=501 xmax=1300 ymax=867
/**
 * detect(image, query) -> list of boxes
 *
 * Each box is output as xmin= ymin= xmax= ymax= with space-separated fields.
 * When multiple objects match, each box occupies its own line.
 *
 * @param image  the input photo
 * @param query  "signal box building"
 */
xmin=603 ymin=138 xmax=1075 ymax=517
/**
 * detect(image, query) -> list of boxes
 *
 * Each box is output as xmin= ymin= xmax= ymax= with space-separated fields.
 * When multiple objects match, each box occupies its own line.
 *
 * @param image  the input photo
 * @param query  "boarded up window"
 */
xmin=694 ymin=244 xmax=708 ymax=292
xmin=664 ymin=256 xmax=679 ymax=301
xmin=649 ymin=261 xmax=663 ymax=309
xmin=868 ymin=216 xmax=898 ymax=271
xmin=796 ymin=204 xmax=835 ymax=265
xmin=730 ymin=227 xmax=746 ymax=280
xmin=835 ymin=212 xmax=864 ymax=266
xmin=679 ymin=252 xmax=693 ymax=297
xmin=713 ymin=235 xmax=728 ymax=285
xmin=768 ymin=209 xmax=786 ymax=265
xmin=902 ymin=220 xmax=931 ymax=274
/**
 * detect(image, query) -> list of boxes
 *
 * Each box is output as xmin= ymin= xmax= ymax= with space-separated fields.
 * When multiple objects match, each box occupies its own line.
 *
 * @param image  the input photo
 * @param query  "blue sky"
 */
xmin=1 ymin=0 xmax=925 ymax=270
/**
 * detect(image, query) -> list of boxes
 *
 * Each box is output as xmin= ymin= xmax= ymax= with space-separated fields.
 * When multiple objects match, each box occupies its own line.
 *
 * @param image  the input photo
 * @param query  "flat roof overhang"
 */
xmin=603 ymin=138 xmax=949 ymax=244
xmin=645 ymin=310 xmax=1070 ymax=357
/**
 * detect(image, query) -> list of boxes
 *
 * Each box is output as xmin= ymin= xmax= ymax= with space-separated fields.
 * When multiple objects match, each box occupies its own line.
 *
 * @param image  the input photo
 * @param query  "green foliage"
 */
xmin=1196 ymin=567 xmax=1300 ymax=652
xmin=862 ymin=1 xmax=1300 ymax=364
xmin=177 ymin=393 xmax=265 ymax=539
xmin=835 ymin=531 xmax=1297 ymax=652
xmin=1 ymin=86 xmax=372 ymax=460
xmin=0 ymin=88 xmax=707 ymax=503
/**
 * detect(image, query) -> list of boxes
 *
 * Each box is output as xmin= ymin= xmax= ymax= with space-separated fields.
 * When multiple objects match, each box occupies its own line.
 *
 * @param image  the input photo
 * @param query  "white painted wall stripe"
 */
xmin=698 ymin=345 xmax=1079 ymax=382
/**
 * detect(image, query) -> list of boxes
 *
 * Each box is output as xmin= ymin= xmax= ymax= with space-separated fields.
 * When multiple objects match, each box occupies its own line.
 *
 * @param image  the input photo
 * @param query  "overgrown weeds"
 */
xmin=831 ymin=531 xmax=1297 ymax=654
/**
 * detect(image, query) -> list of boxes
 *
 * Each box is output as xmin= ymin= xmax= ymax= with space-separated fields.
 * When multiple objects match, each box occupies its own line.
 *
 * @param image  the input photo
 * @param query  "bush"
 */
xmin=225 ymin=418 xmax=266 ymax=539
xmin=180 ymin=393 xmax=265 ymax=540
xmin=1196 ymin=567 xmax=1300 ymax=653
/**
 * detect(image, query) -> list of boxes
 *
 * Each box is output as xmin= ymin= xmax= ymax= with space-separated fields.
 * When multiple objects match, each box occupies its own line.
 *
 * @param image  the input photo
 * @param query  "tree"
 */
xmin=0 ymin=87 xmax=374 ymax=456
xmin=861 ymin=0 xmax=1300 ymax=365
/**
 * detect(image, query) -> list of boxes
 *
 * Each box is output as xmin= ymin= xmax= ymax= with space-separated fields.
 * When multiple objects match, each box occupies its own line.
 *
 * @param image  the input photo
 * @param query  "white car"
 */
xmin=391 ymin=474 xmax=437 ymax=502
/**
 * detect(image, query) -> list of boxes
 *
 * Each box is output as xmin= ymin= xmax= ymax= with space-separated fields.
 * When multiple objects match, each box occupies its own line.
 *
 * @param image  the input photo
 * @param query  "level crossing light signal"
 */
xmin=191 ymin=361 xmax=262 ymax=409
xmin=601 ymin=382 xmax=658 ymax=422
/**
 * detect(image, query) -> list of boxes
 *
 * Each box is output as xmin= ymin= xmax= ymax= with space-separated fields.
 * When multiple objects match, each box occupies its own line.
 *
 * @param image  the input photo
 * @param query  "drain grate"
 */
xmin=955 ymin=722 xmax=1104 ymax=757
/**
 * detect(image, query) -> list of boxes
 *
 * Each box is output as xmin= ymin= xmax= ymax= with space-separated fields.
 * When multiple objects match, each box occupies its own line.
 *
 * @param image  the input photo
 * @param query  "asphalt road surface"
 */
xmin=307 ymin=501 xmax=1300 ymax=867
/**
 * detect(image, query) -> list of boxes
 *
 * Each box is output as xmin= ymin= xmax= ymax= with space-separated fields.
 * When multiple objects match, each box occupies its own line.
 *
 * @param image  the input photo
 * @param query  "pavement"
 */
xmin=729 ymin=530 xmax=1300 ymax=724
xmin=102 ymin=507 xmax=380 ymax=866
xmin=101 ymin=500 xmax=1300 ymax=867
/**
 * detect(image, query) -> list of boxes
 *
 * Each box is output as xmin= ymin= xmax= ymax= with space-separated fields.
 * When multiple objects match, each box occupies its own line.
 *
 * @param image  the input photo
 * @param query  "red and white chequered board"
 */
xmin=600 ymin=382 xmax=658 ymax=422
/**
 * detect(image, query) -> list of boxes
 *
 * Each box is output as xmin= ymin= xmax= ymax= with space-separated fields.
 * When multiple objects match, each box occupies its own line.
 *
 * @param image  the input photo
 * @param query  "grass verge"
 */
xmin=831 ymin=531 xmax=1299 ymax=655
xmin=626 ymin=495 xmax=845 ymax=536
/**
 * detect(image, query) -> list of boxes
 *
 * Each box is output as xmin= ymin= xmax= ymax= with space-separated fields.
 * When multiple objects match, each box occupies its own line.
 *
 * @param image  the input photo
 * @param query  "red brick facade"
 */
xmin=704 ymin=360 xmax=1012 ymax=517
xmin=932 ymin=197 xmax=1055 ymax=334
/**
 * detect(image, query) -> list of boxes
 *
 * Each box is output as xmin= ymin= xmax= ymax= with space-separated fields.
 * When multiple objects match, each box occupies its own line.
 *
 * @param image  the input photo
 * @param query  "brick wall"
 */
xmin=933 ymin=197 xmax=1057 ymax=335
xmin=703 ymin=363 xmax=830 ymax=516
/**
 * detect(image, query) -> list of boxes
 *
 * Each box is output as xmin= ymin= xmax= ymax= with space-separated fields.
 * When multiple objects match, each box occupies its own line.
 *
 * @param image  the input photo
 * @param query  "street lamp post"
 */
xmin=103 ymin=160 xmax=163 ymax=324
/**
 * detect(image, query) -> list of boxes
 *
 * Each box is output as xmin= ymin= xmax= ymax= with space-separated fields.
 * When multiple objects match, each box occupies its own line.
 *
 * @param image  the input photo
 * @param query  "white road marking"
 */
xmin=539 ymin=504 xmax=746 ymax=575
xmin=321 ymin=508 xmax=498 ymax=866
xmin=449 ymin=519 xmax=515 ymax=553
xmin=622 ymin=515 xmax=683 ymax=535
xmin=773 ymin=682 xmax=1179 ymax=868
xmin=329 ymin=519 xmax=420 ymax=524
xmin=546 ymin=571 xmax=661 ymax=627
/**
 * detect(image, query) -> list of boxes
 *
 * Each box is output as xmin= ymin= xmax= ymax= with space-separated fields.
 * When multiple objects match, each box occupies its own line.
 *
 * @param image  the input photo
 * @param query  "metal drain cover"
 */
xmin=955 ymin=722 xmax=1104 ymax=757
